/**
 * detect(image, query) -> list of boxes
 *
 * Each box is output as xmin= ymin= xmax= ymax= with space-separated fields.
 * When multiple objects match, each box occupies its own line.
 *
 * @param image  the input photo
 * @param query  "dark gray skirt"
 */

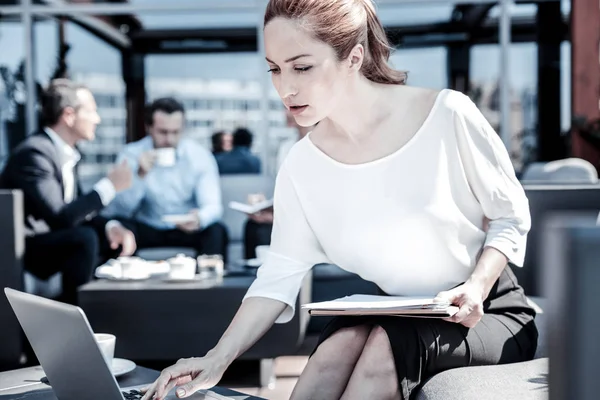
xmin=311 ymin=266 xmax=539 ymax=400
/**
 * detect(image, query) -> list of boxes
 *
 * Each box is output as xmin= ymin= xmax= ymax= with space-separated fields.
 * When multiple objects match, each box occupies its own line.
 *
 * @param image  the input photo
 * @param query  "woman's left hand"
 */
xmin=434 ymin=282 xmax=486 ymax=328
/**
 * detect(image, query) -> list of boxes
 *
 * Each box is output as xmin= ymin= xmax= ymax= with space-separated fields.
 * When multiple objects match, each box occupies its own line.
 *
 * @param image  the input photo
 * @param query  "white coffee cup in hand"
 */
xmin=153 ymin=147 xmax=176 ymax=167
xmin=108 ymin=160 xmax=132 ymax=192
xmin=94 ymin=333 xmax=116 ymax=367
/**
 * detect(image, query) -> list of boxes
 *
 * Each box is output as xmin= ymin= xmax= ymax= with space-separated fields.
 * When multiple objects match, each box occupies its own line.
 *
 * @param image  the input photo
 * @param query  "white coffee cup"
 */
xmin=154 ymin=147 xmax=176 ymax=167
xmin=255 ymin=245 xmax=270 ymax=262
xmin=168 ymin=254 xmax=196 ymax=280
xmin=94 ymin=333 xmax=116 ymax=366
xmin=118 ymin=256 xmax=148 ymax=279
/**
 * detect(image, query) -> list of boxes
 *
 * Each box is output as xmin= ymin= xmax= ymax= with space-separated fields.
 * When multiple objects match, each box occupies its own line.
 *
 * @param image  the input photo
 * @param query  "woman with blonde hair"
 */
xmin=143 ymin=0 xmax=537 ymax=399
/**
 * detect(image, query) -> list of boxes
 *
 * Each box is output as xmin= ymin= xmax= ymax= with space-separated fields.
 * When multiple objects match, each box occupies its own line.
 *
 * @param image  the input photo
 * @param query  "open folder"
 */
xmin=302 ymin=294 xmax=459 ymax=318
xmin=228 ymin=199 xmax=274 ymax=214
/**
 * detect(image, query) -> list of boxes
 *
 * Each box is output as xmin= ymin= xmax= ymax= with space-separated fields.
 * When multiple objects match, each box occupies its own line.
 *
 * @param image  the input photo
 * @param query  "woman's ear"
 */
xmin=347 ymin=44 xmax=364 ymax=74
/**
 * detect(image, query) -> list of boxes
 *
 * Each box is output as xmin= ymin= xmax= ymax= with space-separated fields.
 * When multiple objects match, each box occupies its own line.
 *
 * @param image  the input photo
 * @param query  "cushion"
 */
xmin=312 ymin=263 xmax=363 ymax=280
xmin=416 ymin=358 xmax=548 ymax=400
xmin=136 ymin=247 xmax=196 ymax=261
xmin=529 ymin=297 xmax=548 ymax=359
xmin=521 ymin=158 xmax=598 ymax=183
xmin=220 ymin=174 xmax=275 ymax=242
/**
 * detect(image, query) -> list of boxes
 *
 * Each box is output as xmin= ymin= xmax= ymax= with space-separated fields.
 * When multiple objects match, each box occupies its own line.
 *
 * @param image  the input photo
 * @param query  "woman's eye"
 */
xmin=267 ymin=68 xmax=280 ymax=74
xmin=295 ymin=66 xmax=312 ymax=73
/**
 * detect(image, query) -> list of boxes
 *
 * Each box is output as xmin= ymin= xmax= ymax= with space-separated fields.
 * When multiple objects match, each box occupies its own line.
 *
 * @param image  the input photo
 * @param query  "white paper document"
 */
xmin=228 ymin=199 xmax=274 ymax=214
xmin=161 ymin=214 xmax=198 ymax=224
xmin=302 ymin=294 xmax=459 ymax=318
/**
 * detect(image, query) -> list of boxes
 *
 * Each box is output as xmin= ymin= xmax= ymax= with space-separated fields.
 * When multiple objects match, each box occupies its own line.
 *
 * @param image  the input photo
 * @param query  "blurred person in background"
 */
xmin=102 ymin=97 xmax=228 ymax=261
xmin=211 ymin=130 xmax=233 ymax=155
xmin=143 ymin=0 xmax=537 ymax=399
xmin=0 ymin=78 xmax=136 ymax=304
xmin=215 ymin=127 xmax=262 ymax=175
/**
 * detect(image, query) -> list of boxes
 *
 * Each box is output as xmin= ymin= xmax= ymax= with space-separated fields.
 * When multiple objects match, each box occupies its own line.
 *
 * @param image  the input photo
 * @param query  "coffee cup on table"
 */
xmin=94 ymin=333 xmax=116 ymax=367
xmin=167 ymin=254 xmax=197 ymax=280
xmin=118 ymin=256 xmax=148 ymax=279
xmin=154 ymin=147 xmax=176 ymax=167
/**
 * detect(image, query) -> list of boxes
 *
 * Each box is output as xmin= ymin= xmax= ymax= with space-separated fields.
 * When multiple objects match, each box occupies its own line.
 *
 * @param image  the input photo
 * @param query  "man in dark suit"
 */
xmin=0 ymin=79 xmax=137 ymax=304
xmin=215 ymin=128 xmax=262 ymax=175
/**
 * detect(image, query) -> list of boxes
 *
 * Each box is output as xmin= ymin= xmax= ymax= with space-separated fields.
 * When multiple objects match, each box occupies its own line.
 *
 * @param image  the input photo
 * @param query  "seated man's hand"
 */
xmin=176 ymin=209 xmax=201 ymax=233
xmin=138 ymin=151 xmax=156 ymax=178
xmin=249 ymin=208 xmax=274 ymax=224
xmin=247 ymin=192 xmax=266 ymax=205
xmin=108 ymin=160 xmax=133 ymax=192
xmin=106 ymin=222 xmax=137 ymax=256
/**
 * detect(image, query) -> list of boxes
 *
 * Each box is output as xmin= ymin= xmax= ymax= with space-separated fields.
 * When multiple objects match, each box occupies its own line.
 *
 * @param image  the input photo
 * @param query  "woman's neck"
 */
xmin=325 ymin=76 xmax=394 ymax=141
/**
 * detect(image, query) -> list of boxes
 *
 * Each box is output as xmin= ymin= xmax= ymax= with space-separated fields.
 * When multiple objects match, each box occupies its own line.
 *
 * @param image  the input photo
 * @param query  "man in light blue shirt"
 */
xmin=102 ymin=97 xmax=228 ymax=259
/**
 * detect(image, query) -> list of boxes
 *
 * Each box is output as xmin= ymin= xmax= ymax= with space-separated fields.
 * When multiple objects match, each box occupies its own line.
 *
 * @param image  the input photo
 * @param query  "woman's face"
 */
xmin=264 ymin=17 xmax=348 ymax=127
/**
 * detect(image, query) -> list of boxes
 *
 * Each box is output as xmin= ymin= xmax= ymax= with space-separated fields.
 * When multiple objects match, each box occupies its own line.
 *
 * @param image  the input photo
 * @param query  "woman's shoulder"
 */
xmin=280 ymin=135 xmax=313 ymax=167
xmin=392 ymin=86 xmax=471 ymax=109
xmin=435 ymin=88 xmax=478 ymax=114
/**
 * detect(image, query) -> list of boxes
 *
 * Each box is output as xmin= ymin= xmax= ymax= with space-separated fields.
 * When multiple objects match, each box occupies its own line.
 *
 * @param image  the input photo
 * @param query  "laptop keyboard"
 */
xmin=122 ymin=389 xmax=144 ymax=399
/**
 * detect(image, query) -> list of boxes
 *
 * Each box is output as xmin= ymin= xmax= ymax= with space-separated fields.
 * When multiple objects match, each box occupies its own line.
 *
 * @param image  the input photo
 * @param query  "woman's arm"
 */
xmin=142 ymin=297 xmax=287 ymax=400
xmin=435 ymin=92 xmax=531 ymax=328
xmin=208 ymin=297 xmax=287 ymax=364
xmin=435 ymin=247 xmax=508 ymax=328
xmin=465 ymin=246 xmax=509 ymax=301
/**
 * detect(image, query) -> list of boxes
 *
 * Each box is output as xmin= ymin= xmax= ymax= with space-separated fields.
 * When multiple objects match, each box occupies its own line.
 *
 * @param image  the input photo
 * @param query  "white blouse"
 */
xmin=243 ymin=89 xmax=531 ymax=323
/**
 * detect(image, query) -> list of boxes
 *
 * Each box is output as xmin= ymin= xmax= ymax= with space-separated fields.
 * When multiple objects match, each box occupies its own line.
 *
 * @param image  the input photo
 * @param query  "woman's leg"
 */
xmin=290 ymin=325 xmax=371 ymax=400
xmin=340 ymin=325 xmax=400 ymax=400
xmin=340 ymin=315 xmax=536 ymax=400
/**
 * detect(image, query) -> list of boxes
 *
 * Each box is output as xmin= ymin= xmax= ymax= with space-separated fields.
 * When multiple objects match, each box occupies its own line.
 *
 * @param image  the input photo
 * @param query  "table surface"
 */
xmin=80 ymin=269 xmax=257 ymax=292
xmin=0 ymin=365 xmax=263 ymax=399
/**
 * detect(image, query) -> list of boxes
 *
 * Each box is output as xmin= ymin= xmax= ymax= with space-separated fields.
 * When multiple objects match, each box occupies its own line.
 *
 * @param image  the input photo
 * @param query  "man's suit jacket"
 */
xmin=0 ymin=131 xmax=108 ymax=235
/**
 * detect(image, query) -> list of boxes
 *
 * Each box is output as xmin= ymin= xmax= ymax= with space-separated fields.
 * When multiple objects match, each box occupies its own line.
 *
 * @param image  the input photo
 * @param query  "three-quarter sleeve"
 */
xmin=243 ymin=162 xmax=328 ymax=323
xmin=452 ymin=93 xmax=531 ymax=266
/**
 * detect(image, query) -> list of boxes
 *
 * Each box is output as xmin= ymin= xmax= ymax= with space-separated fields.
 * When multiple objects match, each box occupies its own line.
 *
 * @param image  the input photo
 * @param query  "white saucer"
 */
xmin=162 ymin=277 xmax=198 ymax=283
xmin=112 ymin=358 xmax=136 ymax=377
xmin=245 ymin=258 xmax=263 ymax=268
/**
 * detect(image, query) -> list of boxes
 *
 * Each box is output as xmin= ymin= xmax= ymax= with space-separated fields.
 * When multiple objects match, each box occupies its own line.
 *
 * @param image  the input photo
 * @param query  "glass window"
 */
xmin=62 ymin=20 xmax=126 ymax=184
xmin=145 ymin=52 xmax=265 ymax=153
xmin=0 ymin=15 xmax=25 ymax=165
xmin=560 ymin=41 xmax=571 ymax=133
xmin=470 ymin=43 xmax=538 ymax=172
xmin=378 ymin=3 xmax=453 ymax=26
xmin=390 ymin=47 xmax=448 ymax=90
xmin=33 ymin=17 xmax=60 ymax=85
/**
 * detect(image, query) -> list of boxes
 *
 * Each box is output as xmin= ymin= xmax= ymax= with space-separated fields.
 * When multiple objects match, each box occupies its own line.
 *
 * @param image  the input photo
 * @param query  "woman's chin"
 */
xmin=294 ymin=113 xmax=319 ymax=128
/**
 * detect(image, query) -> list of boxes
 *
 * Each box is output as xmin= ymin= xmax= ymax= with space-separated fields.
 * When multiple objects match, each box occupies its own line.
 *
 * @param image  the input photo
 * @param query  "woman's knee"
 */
xmin=355 ymin=325 xmax=398 ymax=379
xmin=314 ymin=325 xmax=371 ymax=360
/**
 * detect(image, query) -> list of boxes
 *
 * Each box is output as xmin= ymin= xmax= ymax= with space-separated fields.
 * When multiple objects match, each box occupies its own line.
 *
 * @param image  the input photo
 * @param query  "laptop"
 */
xmin=4 ymin=288 xmax=232 ymax=400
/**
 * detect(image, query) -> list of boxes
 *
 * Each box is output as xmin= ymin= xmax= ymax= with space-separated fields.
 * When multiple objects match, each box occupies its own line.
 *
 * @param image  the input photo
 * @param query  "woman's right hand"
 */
xmin=141 ymin=354 xmax=229 ymax=399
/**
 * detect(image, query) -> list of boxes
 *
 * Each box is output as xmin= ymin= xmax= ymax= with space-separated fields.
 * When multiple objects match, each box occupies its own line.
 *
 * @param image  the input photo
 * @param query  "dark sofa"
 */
xmin=2 ymin=183 xmax=600 ymax=398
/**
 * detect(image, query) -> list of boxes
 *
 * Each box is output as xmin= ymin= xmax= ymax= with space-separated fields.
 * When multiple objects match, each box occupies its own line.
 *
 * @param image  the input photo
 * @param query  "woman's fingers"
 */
xmin=175 ymin=372 xmax=215 ymax=398
xmin=141 ymin=360 xmax=198 ymax=400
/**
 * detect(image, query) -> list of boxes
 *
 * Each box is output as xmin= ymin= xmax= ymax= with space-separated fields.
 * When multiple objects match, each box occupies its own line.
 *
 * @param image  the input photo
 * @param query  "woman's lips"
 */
xmin=289 ymin=105 xmax=308 ymax=116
